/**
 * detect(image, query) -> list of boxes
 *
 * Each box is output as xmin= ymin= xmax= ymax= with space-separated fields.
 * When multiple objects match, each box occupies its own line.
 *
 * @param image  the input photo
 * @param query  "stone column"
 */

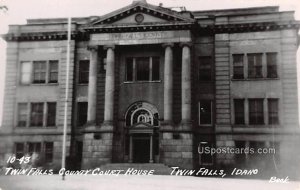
xmin=87 ymin=46 xmax=98 ymax=124
xmin=149 ymin=134 xmax=153 ymax=163
xmin=181 ymin=43 xmax=192 ymax=126
xmin=103 ymin=45 xmax=115 ymax=126
xmin=129 ymin=135 xmax=133 ymax=163
xmin=163 ymin=43 xmax=174 ymax=124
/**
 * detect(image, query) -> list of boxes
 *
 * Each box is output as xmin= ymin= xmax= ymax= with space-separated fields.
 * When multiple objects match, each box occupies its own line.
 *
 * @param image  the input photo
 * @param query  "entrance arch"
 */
xmin=125 ymin=102 xmax=159 ymax=163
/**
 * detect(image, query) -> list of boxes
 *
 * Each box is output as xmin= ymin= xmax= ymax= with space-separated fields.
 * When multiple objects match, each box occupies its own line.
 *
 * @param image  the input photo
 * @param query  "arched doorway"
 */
xmin=125 ymin=102 xmax=159 ymax=163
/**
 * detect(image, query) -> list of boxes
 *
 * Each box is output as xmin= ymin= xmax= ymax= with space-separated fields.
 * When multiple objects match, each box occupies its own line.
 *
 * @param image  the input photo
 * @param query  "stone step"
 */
xmin=99 ymin=163 xmax=172 ymax=175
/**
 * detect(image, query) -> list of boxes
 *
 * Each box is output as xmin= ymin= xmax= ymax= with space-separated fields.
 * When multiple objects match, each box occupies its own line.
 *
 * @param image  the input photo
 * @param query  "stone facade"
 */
xmin=1 ymin=0 xmax=300 ymax=178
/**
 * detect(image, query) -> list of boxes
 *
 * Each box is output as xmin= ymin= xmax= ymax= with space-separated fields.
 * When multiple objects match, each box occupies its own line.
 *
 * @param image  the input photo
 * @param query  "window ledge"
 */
xmin=20 ymin=83 xmax=59 ymax=86
xmin=233 ymin=124 xmax=280 ymax=128
xmin=15 ymin=126 xmax=58 ymax=128
xmin=77 ymin=83 xmax=89 ymax=86
xmin=198 ymin=125 xmax=213 ymax=127
xmin=124 ymin=80 xmax=161 ymax=84
xmin=231 ymin=78 xmax=280 ymax=81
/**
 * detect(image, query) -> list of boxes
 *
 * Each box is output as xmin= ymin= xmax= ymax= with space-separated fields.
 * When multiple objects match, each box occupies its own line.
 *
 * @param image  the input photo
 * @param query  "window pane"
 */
xmin=77 ymin=102 xmax=88 ymax=127
xmin=152 ymin=57 xmax=160 ymax=81
xmin=79 ymin=60 xmax=89 ymax=84
xmin=268 ymin=99 xmax=279 ymax=124
xmin=199 ymin=56 xmax=212 ymax=81
xmin=248 ymin=54 xmax=262 ymax=78
xmin=15 ymin=143 xmax=24 ymax=159
xmin=47 ymin=102 xmax=56 ymax=126
xmin=125 ymin=58 xmax=133 ymax=81
xmin=20 ymin=62 xmax=32 ymax=84
xmin=233 ymin=54 xmax=244 ymax=79
xmin=33 ymin=61 xmax=46 ymax=83
xmin=45 ymin=142 xmax=53 ymax=163
xmin=18 ymin=103 xmax=28 ymax=127
xmin=49 ymin=60 xmax=58 ymax=83
xmin=199 ymin=100 xmax=212 ymax=125
xmin=199 ymin=142 xmax=213 ymax=165
xmin=136 ymin=57 xmax=150 ymax=81
xmin=249 ymin=99 xmax=264 ymax=124
xmin=267 ymin=53 xmax=278 ymax=78
xmin=30 ymin=103 xmax=44 ymax=126
xmin=234 ymin=99 xmax=244 ymax=124
xmin=28 ymin=142 xmax=42 ymax=155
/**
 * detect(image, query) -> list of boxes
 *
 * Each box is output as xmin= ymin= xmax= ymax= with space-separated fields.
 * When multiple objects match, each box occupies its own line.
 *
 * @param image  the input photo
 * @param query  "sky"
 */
xmin=0 ymin=0 xmax=299 ymax=125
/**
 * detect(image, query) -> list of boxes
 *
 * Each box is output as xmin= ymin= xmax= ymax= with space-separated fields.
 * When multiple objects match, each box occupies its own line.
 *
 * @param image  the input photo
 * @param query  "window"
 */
xmin=235 ymin=141 xmax=246 ymax=165
xmin=15 ymin=143 xmax=25 ymax=159
xmin=136 ymin=57 xmax=150 ymax=81
xmin=49 ymin=60 xmax=58 ymax=83
xmin=267 ymin=53 xmax=278 ymax=78
xmin=47 ymin=102 xmax=56 ymax=126
xmin=248 ymin=54 xmax=263 ymax=78
xmin=268 ymin=99 xmax=279 ymax=124
xmin=199 ymin=100 xmax=212 ymax=125
xmin=234 ymin=99 xmax=245 ymax=124
xmin=77 ymin=102 xmax=88 ymax=127
xmin=18 ymin=103 xmax=28 ymax=127
xmin=19 ymin=102 xmax=56 ymax=127
xmin=198 ymin=142 xmax=213 ymax=165
xmin=45 ymin=142 xmax=54 ymax=163
xmin=233 ymin=54 xmax=244 ymax=79
xmin=125 ymin=57 xmax=160 ymax=82
xmin=125 ymin=58 xmax=134 ymax=82
xmin=33 ymin=61 xmax=47 ymax=83
xmin=79 ymin=60 xmax=89 ymax=84
xmin=28 ymin=142 xmax=41 ymax=156
xmin=249 ymin=99 xmax=264 ymax=124
xmin=30 ymin=103 xmax=44 ymax=126
xmin=20 ymin=60 xmax=59 ymax=84
xmin=199 ymin=56 xmax=212 ymax=81
xmin=20 ymin=62 xmax=32 ymax=84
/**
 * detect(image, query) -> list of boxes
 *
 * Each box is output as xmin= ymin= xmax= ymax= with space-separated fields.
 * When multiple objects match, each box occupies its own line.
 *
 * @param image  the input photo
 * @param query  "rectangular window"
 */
xmin=125 ymin=58 xmax=134 ymax=82
xmin=233 ymin=54 xmax=244 ymax=79
xmin=30 ymin=103 xmax=44 ymax=127
xmin=77 ymin=102 xmax=88 ymax=127
xmin=234 ymin=99 xmax=245 ymax=124
xmin=199 ymin=56 xmax=212 ymax=81
xmin=248 ymin=54 xmax=263 ymax=78
xmin=198 ymin=142 xmax=213 ymax=165
xmin=15 ymin=143 xmax=25 ymax=159
xmin=18 ymin=103 xmax=28 ymax=127
xmin=136 ymin=57 xmax=150 ymax=81
xmin=267 ymin=53 xmax=278 ymax=78
xmin=268 ymin=99 xmax=279 ymax=124
xmin=152 ymin=57 xmax=160 ymax=81
xmin=45 ymin=142 xmax=53 ymax=163
xmin=20 ymin=62 xmax=32 ymax=84
xmin=235 ymin=141 xmax=246 ymax=165
xmin=28 ymin=142 xmax=41 ymax=156
xmin=33 ymin=61 xmax=47 ymax=83
xmin=78 ymin=60 xmax=89 ymax=84
xmin=126 ymin=57 xmax=160 ymax=82
xmin=47 ymin=102 xmax=56 ymax=127
xmin=199 ymin=100 xmax=212 ymax=125
xmin=49 ymin=60 xmax=58 ymax=83
xmin=249 ymin=99 xmax=264 ymax=125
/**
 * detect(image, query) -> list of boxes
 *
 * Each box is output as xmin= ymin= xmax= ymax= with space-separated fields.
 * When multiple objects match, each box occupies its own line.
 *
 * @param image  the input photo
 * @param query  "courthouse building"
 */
xmin=1 ymin=0 xmax=300 ymax=177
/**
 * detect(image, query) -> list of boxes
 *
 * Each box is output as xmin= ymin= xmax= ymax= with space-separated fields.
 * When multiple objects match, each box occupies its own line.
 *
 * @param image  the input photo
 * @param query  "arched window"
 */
xmin=125 ymin=102 xmax=159 ymax=127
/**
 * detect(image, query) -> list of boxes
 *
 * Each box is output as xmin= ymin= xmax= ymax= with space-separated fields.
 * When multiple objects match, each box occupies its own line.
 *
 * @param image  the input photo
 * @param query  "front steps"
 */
xmin=99 ymin=163 xmax=172 ymax=175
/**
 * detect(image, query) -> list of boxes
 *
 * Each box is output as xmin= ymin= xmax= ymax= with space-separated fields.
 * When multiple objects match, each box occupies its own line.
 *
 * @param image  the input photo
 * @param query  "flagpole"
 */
xmin=62 ymin=16 xmax=71 ymax=181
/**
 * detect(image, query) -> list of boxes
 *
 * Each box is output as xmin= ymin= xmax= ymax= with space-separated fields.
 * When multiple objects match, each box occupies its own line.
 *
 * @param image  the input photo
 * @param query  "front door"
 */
xmin=133 ymin=135 xmax=150 ymax=163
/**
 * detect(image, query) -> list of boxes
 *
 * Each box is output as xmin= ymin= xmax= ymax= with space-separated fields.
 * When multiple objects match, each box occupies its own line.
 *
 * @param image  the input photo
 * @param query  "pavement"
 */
xmin=0 ymin=175 xmax=299 ymax=190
